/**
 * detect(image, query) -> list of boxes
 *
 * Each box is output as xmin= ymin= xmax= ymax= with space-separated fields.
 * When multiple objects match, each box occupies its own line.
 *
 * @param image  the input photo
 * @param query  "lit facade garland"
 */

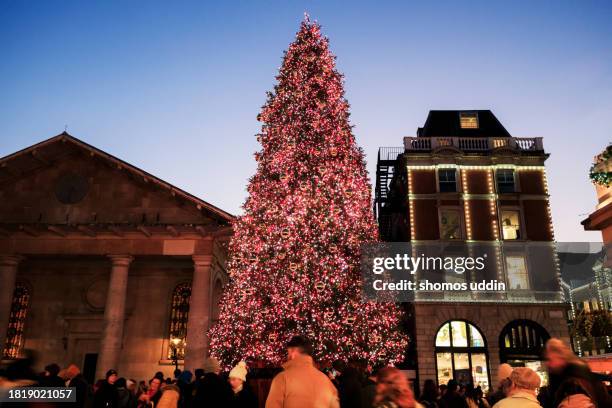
xmin=461 ymin=169 xmax=473 ymax=240
xmin=408 ymin=169 xmax=416 ymax=239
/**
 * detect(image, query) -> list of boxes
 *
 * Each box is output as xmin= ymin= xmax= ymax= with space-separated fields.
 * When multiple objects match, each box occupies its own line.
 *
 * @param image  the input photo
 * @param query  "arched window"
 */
xmin=499 ymin=319 xmax=550 ymax=383
xmin=167 ymin=282 xmax=191 ymax=360
xmin=435 ymin=320 xmax=490 ymax=391
xmin=2 ymin=283 xmax=30 ymax=359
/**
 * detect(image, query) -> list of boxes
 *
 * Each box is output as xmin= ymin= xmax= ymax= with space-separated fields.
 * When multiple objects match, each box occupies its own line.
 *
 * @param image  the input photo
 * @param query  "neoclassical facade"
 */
xmin=0 ymin=133 xmax=233 ymax=381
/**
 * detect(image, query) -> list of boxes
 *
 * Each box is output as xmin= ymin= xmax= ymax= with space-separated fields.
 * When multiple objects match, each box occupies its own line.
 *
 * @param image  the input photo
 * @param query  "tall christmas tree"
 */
xmin=209 ymin=16 xmax=407 ymax=368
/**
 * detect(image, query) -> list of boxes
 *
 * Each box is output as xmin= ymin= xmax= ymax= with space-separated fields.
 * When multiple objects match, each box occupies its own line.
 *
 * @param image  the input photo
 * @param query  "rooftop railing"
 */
xmin=403 ymin=136 xmax=544 ymax=153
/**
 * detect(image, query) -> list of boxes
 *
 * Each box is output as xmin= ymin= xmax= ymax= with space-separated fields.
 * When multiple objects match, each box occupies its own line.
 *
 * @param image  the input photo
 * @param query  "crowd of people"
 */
xmin=0 ymin=336 xmax=610 ymax=408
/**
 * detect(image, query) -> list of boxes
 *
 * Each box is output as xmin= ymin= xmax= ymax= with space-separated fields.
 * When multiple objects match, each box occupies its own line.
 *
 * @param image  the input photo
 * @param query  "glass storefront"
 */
xmin=435 ymin=320 xmax=490 ymax=392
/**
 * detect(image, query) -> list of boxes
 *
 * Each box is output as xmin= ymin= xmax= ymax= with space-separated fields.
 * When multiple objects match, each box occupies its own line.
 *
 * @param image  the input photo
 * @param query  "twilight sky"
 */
xmin=1 ymin=1 xmax=611 ymax=242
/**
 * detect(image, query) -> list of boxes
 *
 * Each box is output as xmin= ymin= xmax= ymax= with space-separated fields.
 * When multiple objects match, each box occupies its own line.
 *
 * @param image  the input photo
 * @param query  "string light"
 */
xmin=209 ymin=17 xmax=408 ymax=368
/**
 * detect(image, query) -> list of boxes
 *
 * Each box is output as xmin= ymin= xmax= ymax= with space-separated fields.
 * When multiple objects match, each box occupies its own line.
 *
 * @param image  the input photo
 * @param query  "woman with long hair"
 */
xmin=373 ymin=366 xmax=423 ymax=408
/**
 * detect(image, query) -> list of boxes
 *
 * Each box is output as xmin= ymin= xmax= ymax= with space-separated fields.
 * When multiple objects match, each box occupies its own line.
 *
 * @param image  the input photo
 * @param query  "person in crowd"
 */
xmin=465 ymin=385 xmax=489 ymax=408
xmin=492 ymin=367 xmax=541 ymax=408
xmin=176 ymin=370 xmax=193 ymax=408
xmin=420 ymin=379 xmax=440 ymax=408
xmin=227 ymin=361 xmax=257 ymax=408
xmin=193 ymin=357 xmax=231 ymax=407
xmin=39 ymin=363 xmax=66 ymax=387
xmin=372 ymin=366 xmax=422 ymax=408
xmin=94 ymin=369 xmax=120 ymax=408
xmin=265 ymin=335 xmax=339 ymax=408
xmin=116 ymin=377 xmax=137 ymax=408
xmin=486 ymin=364 xmax=513 ymax=407
xmin=439 ymin=380 xmax=468 ymax=408
xmin=438 ymin=385 xmax=447 ymax=399
xmin=138 ymin=377 xmax=163 ymax=408
xmin=156 ymin=384 xmax=180 ymax=408
xmin=65 ymin=364 xmax=92 ymax=408
xmin=333 ymin=360 xmax=364 ymax=408
xmin=540 ymin=338 xmax=610 ymax=408
xmin=193 ymin=369 xmax=204 ymax=382
xmin=361 ymin=365 xmax=379 ymax=408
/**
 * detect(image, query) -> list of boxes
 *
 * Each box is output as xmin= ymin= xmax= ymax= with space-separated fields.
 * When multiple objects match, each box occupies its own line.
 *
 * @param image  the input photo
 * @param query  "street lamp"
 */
xmin=169 ymin=337 xmax=184 ymax=371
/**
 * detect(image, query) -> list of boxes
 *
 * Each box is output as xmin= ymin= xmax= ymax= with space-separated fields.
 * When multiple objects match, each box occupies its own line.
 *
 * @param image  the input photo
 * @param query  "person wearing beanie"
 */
xmin=193 ymin=357 xmax=231 ymax=407
xmin=487 ymin=364 xmax=513 ymax=406
xmin=94 ymin=369 xmax=119 ymax=408
xmin=227 ymin=361 xmax=257 ymax=408
xmin=492 ymin=367 xmax=541 ymax=408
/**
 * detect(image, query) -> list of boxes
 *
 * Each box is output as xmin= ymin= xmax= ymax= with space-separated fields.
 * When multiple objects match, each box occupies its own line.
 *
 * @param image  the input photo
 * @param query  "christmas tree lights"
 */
xmin=209 ymin=16 xmax=407 ymax=368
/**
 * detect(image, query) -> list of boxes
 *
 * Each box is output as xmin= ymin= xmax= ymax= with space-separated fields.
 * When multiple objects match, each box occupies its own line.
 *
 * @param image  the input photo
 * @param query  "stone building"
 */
xmin=374 ymin=110 xmax=569 ymax=390
xmin=0 ymin=133 xmax=233 ymax=382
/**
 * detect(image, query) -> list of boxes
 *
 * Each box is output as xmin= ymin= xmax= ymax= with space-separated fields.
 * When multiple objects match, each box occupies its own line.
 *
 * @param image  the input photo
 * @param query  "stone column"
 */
xmin=96 ymin=255 xmax=133 ymax=379
xmin=0 ymin=255 xmax=23 ymax=354
xmin=184 ymin=255 xmax=213 ymax=373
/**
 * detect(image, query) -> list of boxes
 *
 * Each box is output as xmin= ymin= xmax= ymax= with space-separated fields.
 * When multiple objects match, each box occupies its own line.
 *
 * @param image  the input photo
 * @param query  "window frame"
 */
xmin=499 ymin=208 xmax=524 ymax=240
xmin=459 ymin=112 xmax=479 ymax=129
xmin=496 ymin=169 xmax=517 ymax=194
xmin=2 ymin=282 xmax=31 ymax=359
xmin=504 ymin=254 xmax=532 ymax=290
xmin=434 ymin=320 xmax=491 ymax=391
xmin=437 ymin=168 xmax=458 ymax=193
xmin=162 ymin=281 xmax=192 ymax=362
xmin=438 ymin=207 xmax=464 ymax=240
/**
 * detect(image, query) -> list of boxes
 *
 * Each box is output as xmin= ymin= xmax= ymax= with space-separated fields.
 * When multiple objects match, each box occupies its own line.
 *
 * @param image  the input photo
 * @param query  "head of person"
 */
xmin=154 ymin=371 xmax=164 ymax=381
xmin=447 ymin=379 xmax=459 ymax=394
xmin=178 ymin=370 xmax=192 ymax=384
xmin=545 ymin=338 xmax=578 ymax=374
xmin=497 ymin=363 xmax=513 ymax=386
xmin=65 ymin=364 xmax=80 ymax=380
xmin=194 ymin=368 xmax=204 ymax=380
xmin=374 ymin=367 xmax=415 ymax=408
xmin=508 ymin=367 xmax=541 ymax=396
xmin=45 ymin=363 xmax=61 ymax=377
xmin=115 ymin=377 xmax=127 ymax=389
xmin=422 ymin=379 xmax=439 ymax=400
xmin=286 ymin=335 xmax=313 ymax=361
xmin=127 ymin=379 xmax=137 ymax=392
xmin=149 ymin=377 xmax=161 ymax=392
xmin=106 ymin=369 xmax=118 ymax=385
xmin=203 ymin=357 xmax=221 ymax=375
xmin=228 ymin=361 xmax=248 ymax=391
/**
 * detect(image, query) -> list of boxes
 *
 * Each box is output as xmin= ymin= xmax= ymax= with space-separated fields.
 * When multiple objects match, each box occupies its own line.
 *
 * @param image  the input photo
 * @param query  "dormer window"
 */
xmin=459 ymin=112 xmax=479 ymax=129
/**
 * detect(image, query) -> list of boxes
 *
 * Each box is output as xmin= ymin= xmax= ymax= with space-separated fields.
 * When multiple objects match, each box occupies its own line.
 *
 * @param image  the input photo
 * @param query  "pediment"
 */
xmin=0 ymin=133 xmax=233 ymax=227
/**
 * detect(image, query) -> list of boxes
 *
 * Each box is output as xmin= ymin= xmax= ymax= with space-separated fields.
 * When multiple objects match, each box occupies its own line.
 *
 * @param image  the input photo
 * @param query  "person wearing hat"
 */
xmin=492 ymin=367 xmax=541 ymax=408
xmin=94 ymin=369 xmax=120 ymax=408
xmin=487 ymin=364 xmax=513 ymax=406
xmin=227 ymin=361 xmax=257 ymax=408
xmin=193 ymin=357 xmax=231 ymax=407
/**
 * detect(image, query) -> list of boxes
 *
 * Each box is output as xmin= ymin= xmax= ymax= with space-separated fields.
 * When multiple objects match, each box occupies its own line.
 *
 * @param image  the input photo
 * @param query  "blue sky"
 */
xmin=1 ymin=1 xmax=611 ymax=241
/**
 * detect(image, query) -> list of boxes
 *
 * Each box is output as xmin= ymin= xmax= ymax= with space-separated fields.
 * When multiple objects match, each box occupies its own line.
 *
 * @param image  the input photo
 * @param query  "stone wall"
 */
xmin=18 ymin=256 xmax=223 ymax=381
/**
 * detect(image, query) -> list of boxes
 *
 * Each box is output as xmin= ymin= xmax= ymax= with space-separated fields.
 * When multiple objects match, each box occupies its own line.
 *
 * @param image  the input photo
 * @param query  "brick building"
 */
xmin=0 ymin=133 xmax=233 ymax=382
xmin=375 ymin=110 xmax=569 ymax=390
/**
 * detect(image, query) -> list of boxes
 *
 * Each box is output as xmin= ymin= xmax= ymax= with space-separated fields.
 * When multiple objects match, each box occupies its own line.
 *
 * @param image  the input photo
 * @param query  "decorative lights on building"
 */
xmin=408 ymin=169 xmax=415 ymax=240
xmin=461 ymin=169 xmax=473 ymax=240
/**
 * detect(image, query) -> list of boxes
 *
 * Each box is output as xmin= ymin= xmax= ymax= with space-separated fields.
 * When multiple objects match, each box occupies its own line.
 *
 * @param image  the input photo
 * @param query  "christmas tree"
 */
xmin=209 ymin=16 xmax=407 ymax=368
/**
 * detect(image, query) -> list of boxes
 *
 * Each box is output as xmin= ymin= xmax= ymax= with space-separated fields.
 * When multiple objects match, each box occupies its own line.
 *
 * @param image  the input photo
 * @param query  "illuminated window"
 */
xmin=2 ymin=283 xmax=30 ymax=359
xmin=501 ymin=210 xmax=521 ymax=240
xmin=505 ymin=255 xmax=530 ymax=289
xmin=438 ymin=169 xmax=457 ymax=192
xmin=496 ymin=169 xmax=515 ymax=193
xmin=167 ymin=282 xmax=191 ymax=360
xmin=435 ymin=320 xmax=489 ymax=391
xmin=459 ymin=112 xmax=479 ymax=129
xmin=440 ymin=209 xmax=462 ymax=240
xmin=499 ymin=320 xmax=550 ymax=386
